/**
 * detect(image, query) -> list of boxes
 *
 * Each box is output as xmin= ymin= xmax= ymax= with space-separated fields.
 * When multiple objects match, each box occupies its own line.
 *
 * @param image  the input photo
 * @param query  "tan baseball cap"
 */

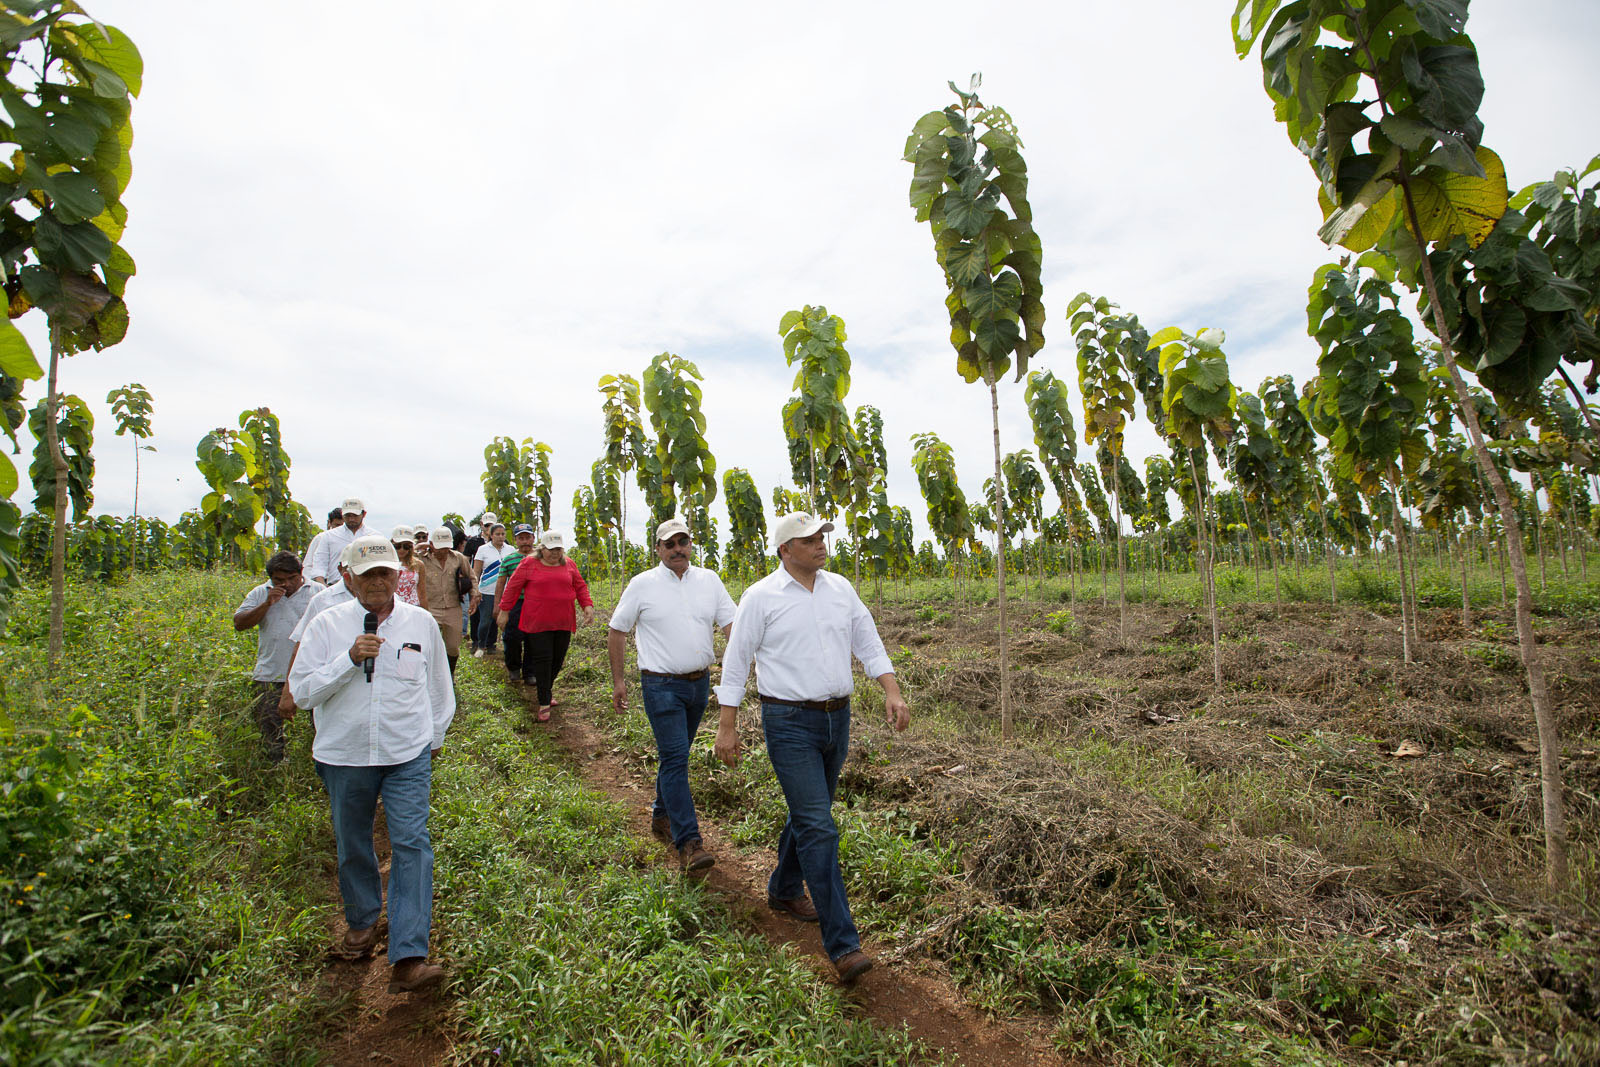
xmin=539 ymin=530 xmax=566 ymax=549
xmin=429 ymin=526 xmax=454 ymax=548
xmin=340 ymin=497 xmax=365 ymax=514
xmin=347 ymin=535 xmax=401 ymax=574
xmin=655 ymin=518 xmax=689 ymax=542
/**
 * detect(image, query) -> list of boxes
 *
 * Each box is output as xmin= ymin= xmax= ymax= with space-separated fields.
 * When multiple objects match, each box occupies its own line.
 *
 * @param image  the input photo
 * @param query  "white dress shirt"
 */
xmin=715 ymin=564 xmax=894 ymax=707
xmin=288 ymin=598 xmax=456 ymax=766
xmin=302 ymin=529 xmax=332 ymax=582
xmin=291 ymin=580 xmax=354 ymax=642
xmin=609 ymin=563 xmax=736 ymax=674
xmin=310 ymin=523 xmax=379 ymax=584
xmin=237 ymin=580 xmax=315 ymax=681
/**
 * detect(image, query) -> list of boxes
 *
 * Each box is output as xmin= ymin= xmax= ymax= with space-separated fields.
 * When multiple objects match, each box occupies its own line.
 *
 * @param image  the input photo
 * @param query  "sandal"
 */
xmin=536 ymin=706 xmax=552 ymax=722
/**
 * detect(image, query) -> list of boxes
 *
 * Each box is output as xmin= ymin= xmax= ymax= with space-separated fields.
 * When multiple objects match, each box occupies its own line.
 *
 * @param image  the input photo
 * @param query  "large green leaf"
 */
xmin=0 ymin=320 xmax=40 ymax=380
xmin=1406 ymin=145 xmax=1506 ymax=248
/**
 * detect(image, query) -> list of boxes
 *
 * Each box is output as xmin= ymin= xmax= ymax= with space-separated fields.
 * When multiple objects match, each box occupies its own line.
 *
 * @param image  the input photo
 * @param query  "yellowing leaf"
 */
xmin=1405 ymin=146 xmax=1507 ymax=249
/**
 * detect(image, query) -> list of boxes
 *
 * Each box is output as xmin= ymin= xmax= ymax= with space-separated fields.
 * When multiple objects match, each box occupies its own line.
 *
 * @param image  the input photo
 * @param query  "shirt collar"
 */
xmin=656 ymin=561 xmax=694 ymax=581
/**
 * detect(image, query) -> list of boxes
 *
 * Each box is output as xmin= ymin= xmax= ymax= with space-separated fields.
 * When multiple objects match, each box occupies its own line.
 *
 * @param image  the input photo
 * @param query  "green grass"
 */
xmin=0 ymin=573 xmax=929 ymax=1065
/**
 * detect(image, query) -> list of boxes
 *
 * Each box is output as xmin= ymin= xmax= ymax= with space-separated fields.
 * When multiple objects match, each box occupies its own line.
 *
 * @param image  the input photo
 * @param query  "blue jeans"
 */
xmin=761 ymin=699 xmax=859 ymax=961
xmin=315 ymin=746 xmax=434 ymax=963
xmin=642 ymin=673 xmax=710 ymax=848
xmin=474 ymin=593 xmax=498 ymax=651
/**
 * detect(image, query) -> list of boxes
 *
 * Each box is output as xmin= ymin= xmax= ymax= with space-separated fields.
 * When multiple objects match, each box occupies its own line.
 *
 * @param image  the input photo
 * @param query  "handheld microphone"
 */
xmin=363 ymin=612 xmax=378 ymax=683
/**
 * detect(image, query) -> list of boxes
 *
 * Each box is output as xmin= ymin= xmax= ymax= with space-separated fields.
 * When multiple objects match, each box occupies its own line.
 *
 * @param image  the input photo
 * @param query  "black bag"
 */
xmin=454 ymin=556 xmax=472 ymax=598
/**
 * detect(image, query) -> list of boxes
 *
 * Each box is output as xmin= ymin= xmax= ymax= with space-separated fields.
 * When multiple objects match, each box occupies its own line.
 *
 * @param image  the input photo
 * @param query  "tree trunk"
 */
xmin=131 ymin=438 xmax=141 ymax=573
xmin=1407 ymin=204 xmax=1568 ymax=889
xmin=1456 ymin=521 xmax=1471 ymax=630
xmin=1187 ymin=452 xmax=1223 ymax=688
xmin=1318 ymin=503 xmax=1339 ymax=606
xmin=986 ymin=376 xmax=1013 ymax=742
xmin=1111 ymin=452 xmax=1127 ymax=643
xmin=1387 ymin=473 xmax=1414 ymax=665
xmin=44 ymin=325 xmax=67 ymax=674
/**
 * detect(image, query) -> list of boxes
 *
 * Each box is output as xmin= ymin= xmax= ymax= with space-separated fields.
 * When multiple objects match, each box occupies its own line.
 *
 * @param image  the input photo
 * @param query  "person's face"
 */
xmin=515 ymin=532 xmax=534 ymax=553
xmin=655 ymin=533 xmax=692 ymax=574
xmin=343 ymin=510 xmax=364 ymax=532
xmin=268 ymin=569 xmax=304 ymax=595
xmin=541 ymin=545 xmax=565 ymax=565
xmin=327 ymin=516 xmax=343 ymax=530
xmin=415 ymin=537 xmax=431 ymax=556
xmin=350 ymin=566 xmax=398 ymax=612
xmin=392 ymin=540 xmax=413 ymax=559
xmin=490 ymin=527 xmax=506 ymax=546
xmin=781 ymin=531 xmax=828 ymax=570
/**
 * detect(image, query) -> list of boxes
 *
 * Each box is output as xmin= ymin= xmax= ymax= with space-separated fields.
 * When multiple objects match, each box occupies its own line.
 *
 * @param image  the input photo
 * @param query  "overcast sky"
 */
xmin=16 ymin=1 xmax=1600 ymax=546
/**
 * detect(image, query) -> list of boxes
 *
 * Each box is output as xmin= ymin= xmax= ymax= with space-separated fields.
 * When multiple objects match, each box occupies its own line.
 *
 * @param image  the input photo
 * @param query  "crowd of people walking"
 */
xmin=233 ymin=498 xmax=908 ymax=993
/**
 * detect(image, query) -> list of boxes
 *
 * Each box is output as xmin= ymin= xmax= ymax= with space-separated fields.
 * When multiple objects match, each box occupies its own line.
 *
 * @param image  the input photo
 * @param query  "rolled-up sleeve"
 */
xmin=849 ymin=594 xmax=894 ymax=679
xmin=715 ymin=592 xmax=765 ymax=707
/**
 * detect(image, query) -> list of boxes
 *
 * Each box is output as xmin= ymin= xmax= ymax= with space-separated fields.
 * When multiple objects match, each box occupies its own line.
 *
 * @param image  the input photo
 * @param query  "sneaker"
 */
xmin=387 ymin=957 xmax=444 ymax=994
xmin=650 ymin=813 xmax=671 ymax=841
xmin=473 ymin=649 xmax=485 ymax=659
xmin=334 ymin=921 xmax=382 ymax=961
xmin=767 ymin=894 xmax=819 ymax=922
xmin=679 ymin=838 xmax=714 ymax=875
xmin=833 ymin=950 xmax=873 ymax=985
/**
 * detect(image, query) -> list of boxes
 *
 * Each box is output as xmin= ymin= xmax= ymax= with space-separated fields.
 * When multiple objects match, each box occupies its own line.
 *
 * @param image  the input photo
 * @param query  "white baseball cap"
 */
xmin=429 ymin=526 xmax=454 ymax=548
xmin=480 ymin=512 xmax=498 ymax=526
xmin=389 ymin=525 xmax=415 ymax=544
xmin=772 ymin=511 xmax=833 ymax=546
xmin=539 ymin=530 xmax=566 ymax=549
xmin=655 ymin=518 xmax=690 ymax=542
xmin=340 ymin=497 xmax=365 ymax=514
xmin=347 ymin=535 xmax=401 ymax=574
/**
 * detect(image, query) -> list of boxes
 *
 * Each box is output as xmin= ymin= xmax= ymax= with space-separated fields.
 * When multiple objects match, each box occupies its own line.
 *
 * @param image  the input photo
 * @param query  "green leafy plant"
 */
xmin=27 ymin=393 xmax=91 ymax=520
xmin=194 ymin=427 xmax=263 ymax=568
xmin=105 ymin=382 xmax=152 ymax=568
xmin=641 ymin=352 xmax=716 ymax=534
xmin=904 ymin=75 xmax=1046 ymax=741
xmin=0 ymin=2 xmax=141 ymax=661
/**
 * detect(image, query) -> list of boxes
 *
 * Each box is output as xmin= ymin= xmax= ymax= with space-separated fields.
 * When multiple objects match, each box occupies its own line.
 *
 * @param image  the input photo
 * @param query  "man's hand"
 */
xmin=277 ymin=685 xmax=297 ymax=721
xmin=714 ymin=718 xmax=742 ymax=767
xmin=469 ymin=593 xmax=481 ymax=612
xmin=885 ymin=693 xmax=910 ymax=732
xmin=495 ymin=611 xmax=509 ymax=629
xmin=432 ymin=747 xmax=443 ymax=759
xmin=349 ymin=633 xmax=384 ymax=666
xmin=266 ymin=584 xmax=286 ymax=605
xmin=611 ymin=680 xmax=627 ymax=712
xmin=580 ymin=606 xmax=595 ymax=627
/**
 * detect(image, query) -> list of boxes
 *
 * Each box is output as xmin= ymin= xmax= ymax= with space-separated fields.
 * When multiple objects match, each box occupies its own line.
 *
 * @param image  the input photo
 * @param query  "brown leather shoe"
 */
xmin=834 ymin=950 xmax=873 ymax=985
xmin=334 ymin=921 xmax=382 ymax=960
xmin=679 ymin=838 xmax=714 ymax=875
xmin=387 ymin=957 xmax=444 ymax=994
xmin=767 ymin=894 xmax=819 ymax=922
xmin=650 ymin=813 xmax=671 ymax=841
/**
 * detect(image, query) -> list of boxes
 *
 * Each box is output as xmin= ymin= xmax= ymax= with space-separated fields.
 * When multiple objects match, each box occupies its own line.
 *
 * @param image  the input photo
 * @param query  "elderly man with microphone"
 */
xmin=289 ymin=536 xmax=455 ymax=994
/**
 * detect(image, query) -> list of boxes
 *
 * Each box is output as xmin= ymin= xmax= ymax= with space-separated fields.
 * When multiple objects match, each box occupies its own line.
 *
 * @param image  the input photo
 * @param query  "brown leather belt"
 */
xmin=759 ymin=694 xmax=850 ymax=712
xmin=641 ymin=668 xmax=708 ymax=681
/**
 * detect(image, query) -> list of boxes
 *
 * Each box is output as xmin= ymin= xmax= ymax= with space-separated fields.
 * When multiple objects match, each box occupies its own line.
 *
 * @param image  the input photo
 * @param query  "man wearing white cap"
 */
xmin=419 ymin=526 xmax=472 ymax=673
xmin=607 ymin=518 xmax=736 ymax=873
xmin=308 ymin=498 xmax=379 ymax=586
xmin=713 ymin=512 xmax=909 ymax=985
xmin=289 ymin=536 xmax=456 ymax=994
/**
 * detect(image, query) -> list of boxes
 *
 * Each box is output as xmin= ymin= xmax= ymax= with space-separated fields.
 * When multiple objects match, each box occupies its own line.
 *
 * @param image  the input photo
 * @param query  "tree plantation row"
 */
xmin=1 ymin=1 xmax=1595 ymax=892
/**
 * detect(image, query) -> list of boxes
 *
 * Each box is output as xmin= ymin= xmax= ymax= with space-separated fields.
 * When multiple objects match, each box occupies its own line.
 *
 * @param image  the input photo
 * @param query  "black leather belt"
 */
xmin=641 ymin=668 xmax=708 ymax=681
xmin=759 ymin=694 xmax=849 ymax=712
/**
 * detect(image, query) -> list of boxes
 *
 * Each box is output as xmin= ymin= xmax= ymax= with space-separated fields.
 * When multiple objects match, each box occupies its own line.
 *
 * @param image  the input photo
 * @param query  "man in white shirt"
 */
xmin=300 ymin=508 xmax=344 ymax=585
xmin=308 ymin=497 xmax=379 ymax=586
xmin=276 ymin=546 xmax=358 ymax=725
xmin=289 ymin=536 xmax=455 ymax=995
xmin=608 ymin=518 xmax=736 ymax=874
xmin=232 ymin=550 xmax=314 ymax=762
xmin=714 ymin=512 xmax=909 ymax=985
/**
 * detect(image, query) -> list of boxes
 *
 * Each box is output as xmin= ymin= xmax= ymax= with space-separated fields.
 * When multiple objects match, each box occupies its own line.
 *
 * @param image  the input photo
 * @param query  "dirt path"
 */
xmin=540 ymin=693 xmax=1072 ymax=1067
xmin=314 ymin=814 xmax=450 ymax=1066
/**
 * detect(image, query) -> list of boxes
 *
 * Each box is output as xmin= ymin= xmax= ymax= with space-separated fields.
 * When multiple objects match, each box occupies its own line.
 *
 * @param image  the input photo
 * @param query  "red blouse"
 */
xmin=501 ymin=556 xmax=593 ymax=633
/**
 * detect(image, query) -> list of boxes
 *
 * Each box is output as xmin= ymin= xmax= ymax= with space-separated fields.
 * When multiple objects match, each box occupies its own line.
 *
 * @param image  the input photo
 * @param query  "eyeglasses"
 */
xmin=661 ymin=535 xmax=691 ymax=549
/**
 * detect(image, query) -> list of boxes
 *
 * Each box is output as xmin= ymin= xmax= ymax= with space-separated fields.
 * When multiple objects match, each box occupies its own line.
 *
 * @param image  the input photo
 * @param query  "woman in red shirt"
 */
xmin=498 ymin=531 xmax=595 ymax=721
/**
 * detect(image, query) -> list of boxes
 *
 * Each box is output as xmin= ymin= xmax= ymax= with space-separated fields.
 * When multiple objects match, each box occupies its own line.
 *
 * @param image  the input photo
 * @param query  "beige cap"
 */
xmin=340 ymin=497 xmax=364 ymax=514
xmin=655 ymin=518 xmax=690 ymax=542
xmin=389 ymin=525 xmax=415 ymax=544
xmin=429 ymin=526 xmax=454 ymax=549
xmin=539 ymin=530 xmax=566 ymax=549
xmin=347 ymin=535 xmax=401 ymax=574
xmin=772 ymin=511 xmax=834 ymax=546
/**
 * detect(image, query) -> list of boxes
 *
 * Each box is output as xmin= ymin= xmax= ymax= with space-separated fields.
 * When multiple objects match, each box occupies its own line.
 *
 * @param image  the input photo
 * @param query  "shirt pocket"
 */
xmin=396 ymin=645 xmax=425 ymax=682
